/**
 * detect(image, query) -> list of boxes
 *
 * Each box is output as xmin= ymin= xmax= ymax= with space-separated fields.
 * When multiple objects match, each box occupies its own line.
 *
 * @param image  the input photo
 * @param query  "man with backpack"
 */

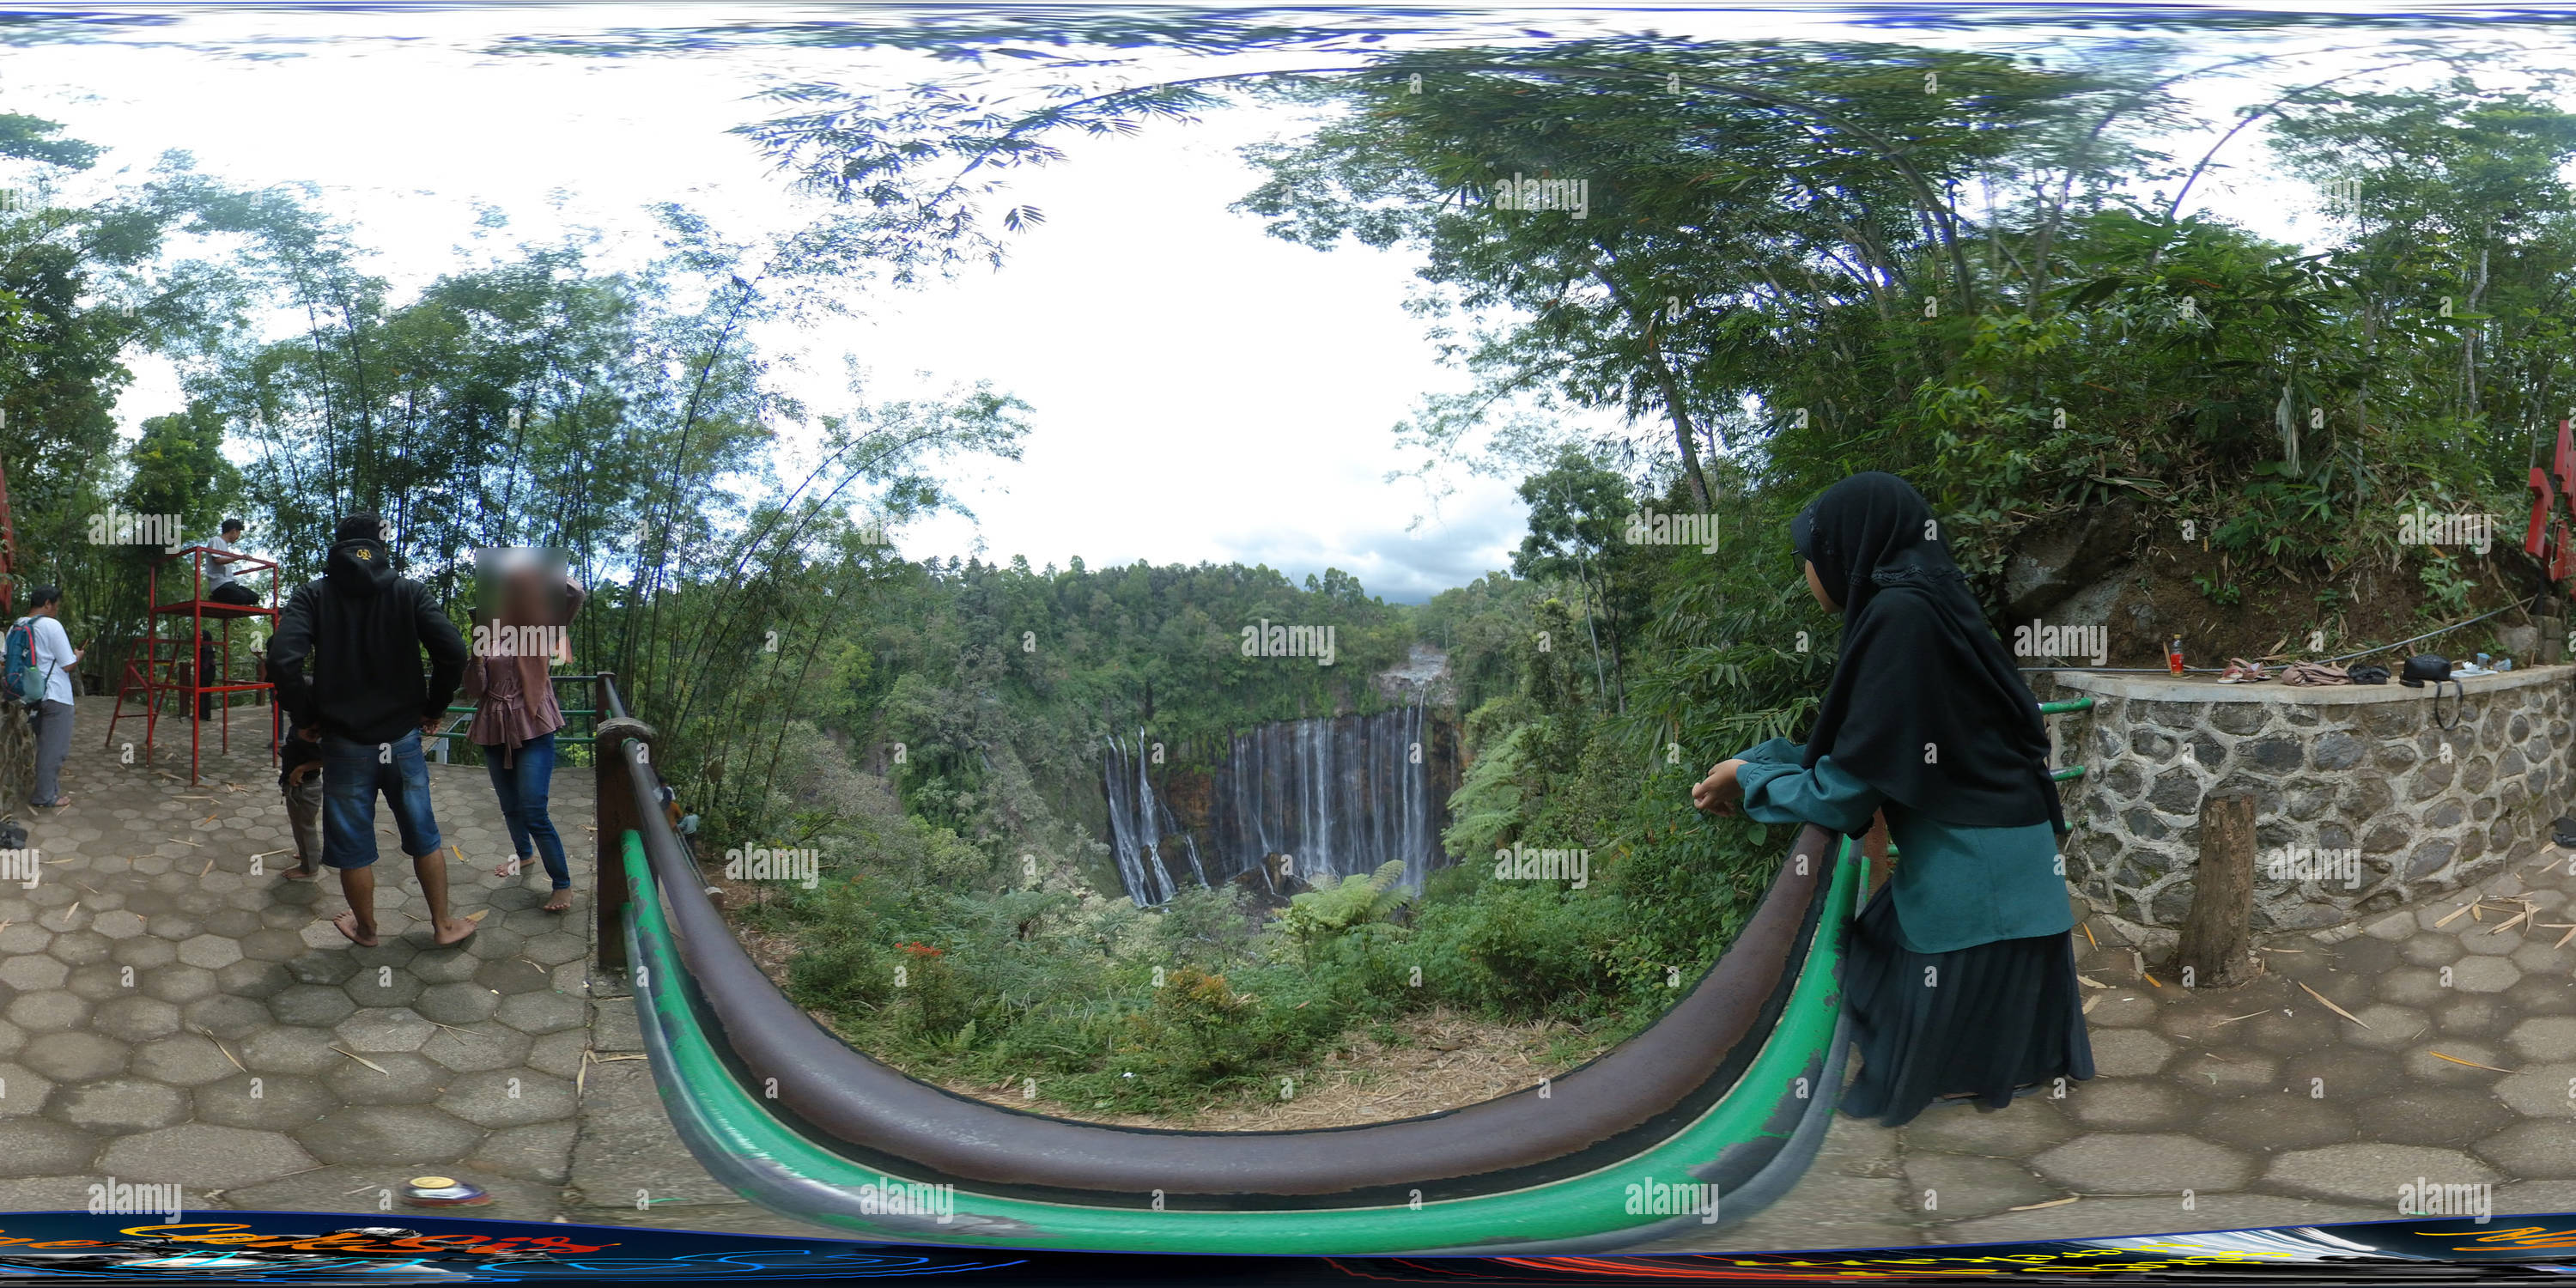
xmin=265 ymin=513 xmax=477 ymax=948
xmin=8 ymin=586 xmax=82 ymax=810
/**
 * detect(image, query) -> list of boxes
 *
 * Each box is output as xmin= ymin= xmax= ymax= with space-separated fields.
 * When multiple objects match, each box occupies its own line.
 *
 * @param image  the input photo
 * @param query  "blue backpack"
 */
xmin=3 ymin=617 xmax=46 ymax=708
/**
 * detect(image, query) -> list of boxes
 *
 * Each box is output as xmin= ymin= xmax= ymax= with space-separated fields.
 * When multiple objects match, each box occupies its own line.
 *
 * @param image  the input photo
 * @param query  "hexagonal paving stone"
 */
xmin=143 ymin=914 xmax=203 ymax=941
xmin=406 ymin=951 xmax=484 ymax=985
xmin=495 ymin=991 xmax=586 ymax=1036
xmin=0 ymin=1118 xmax=102 ymax=1177
xmin=175 ymin=933 xmax=244 ymax=969
xmin=140 ymin=964 xmax=219 ymax=1006
xmin=287 ymin=952 xmax=360 ymax=986
xmin=0 ymin=923 xmax=53 ymax=957
xmin=46 ymin=930 xmax=112 ymax=965
xmin=337 ymin=1008 xmax=436 ymax=1054
xmin=98 ymin=1123 xmax=316 ymax=1189
xmin=414 ymin=981 xmax=501 ymax=1026
xmin=2031 ymin=1133 xmax=2253 ymax=1194
xmin=2495 ymin=1063 xmax=2576 ymax=1118
xmin=131 ymin=1035 xmax=243 ymax=1088
xmin=2268 ymin=1143 xmax=2500 ymax=1203
xmin=65 ymin=962 xmax=136 ymax=1002
xmin=523 ymin=933 xmax=587 ymax=967
xmin=522 ymin=1030 xmax=589 ymax=1080
xmin=0 ymin=957 xmax=67 ymax=992
xmin=2341 ymin=1005 xmax=2431 ymax=1050
xmin=110 ymin=935 xmax=179 ymax=971
xmin=181 ymin=997 xmax=266 ymax=1044
xmin=193 ymin=1072 xmax=335 ymax=1131
xmin=214 ymin=958 xmax=294 ymax=999
xmin=2172 ymin=1050 xmax=2275 ymax=1094
xmin=203 ymin=908 xmax=260 ymax=937
xmin=2448 ymin=956 xmax=2522 ymax=993
xmin=324 ymin=1048 xmax=448 ymax=1105
xmin=2069 ymin=1081 xmax=2197 ymax=1131
xmin=3 ymin=990 xmax=87 ymax=1035
xmin=238 ymin=1025 xmax=343 ymax=1076
xmin=88 ymin=909 xmax=145 ymax=940
xmin=473 ymin=956 xmax=556 ymax=996
xmin=464 ymin=1117 xmax=577 ymax=1183
xmin=2438 ymin=996 xmax=2511 ymax=1037
xmin=2198 ymin=1097 xmax=2355 ymax=1152
xmin=418 ymin=1023 xmax=535 ymax=1075
xmin=0 ymin=1062 xmax=58 ymax=1119
xmin=46 ymin=1077 xmax=189 ymax=1133
xmin=438 ymin=1069 xmax=576 ymax=1128
xmin=90 ymin=995 xmax=182 ymax=1043
xmin=2377 ymin=968 xmax=2448 ymax=1007
xmin=293 ymin=1104 xmax=483 ymax=1167
xmin=2404 ymin=1040 xmax=2512 ymax=1085
xmin=2476 ymin=1120 xmax=2576 ymax=1178
xmin=268 ymin=983 xmax=357 ymax=1027
xmin=2507 ymin=1016 xmax=2576 ymax=1064
xmin=1905 ymin=1152 xmax=2058 ymax=1220
xmin=344 ymin=969 xmax=426 ymax=1008
xmin=237 ymin=927 xmax=307 ymax=962
xmin=2092 ymin=1030 xmax=2174 ymax=1082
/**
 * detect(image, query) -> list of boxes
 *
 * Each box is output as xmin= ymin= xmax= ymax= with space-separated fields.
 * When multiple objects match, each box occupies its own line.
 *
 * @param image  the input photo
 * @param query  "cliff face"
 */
xmin=1097 ymin=647 xmax=1467 ymax=905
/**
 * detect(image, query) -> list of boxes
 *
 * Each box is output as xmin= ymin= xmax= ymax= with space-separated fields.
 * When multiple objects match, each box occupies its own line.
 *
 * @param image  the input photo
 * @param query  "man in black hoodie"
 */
xmin=267 ymin=512 xmax=477 ymax=948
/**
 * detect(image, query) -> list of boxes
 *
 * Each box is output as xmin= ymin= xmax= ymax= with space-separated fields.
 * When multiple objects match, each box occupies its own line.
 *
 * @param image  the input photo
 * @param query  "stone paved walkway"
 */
xmin=1 ymin=702 xmax=822 ymax=1237
xmin=1651 ymin=849 xmax=2576 ymax=1251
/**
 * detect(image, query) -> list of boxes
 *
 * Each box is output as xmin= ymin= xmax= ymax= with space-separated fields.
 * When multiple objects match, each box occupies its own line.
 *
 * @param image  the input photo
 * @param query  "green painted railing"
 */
xmin=618 ymin=829 xmax=1862 ymax=1252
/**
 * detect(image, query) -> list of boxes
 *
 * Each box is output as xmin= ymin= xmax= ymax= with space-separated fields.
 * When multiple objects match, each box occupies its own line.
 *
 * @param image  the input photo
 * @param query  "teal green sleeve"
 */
xmin=1735 ymin=751 xmax=1882 ymax=835
xmin=1729 ymin=737 xmax=1803 ymax=766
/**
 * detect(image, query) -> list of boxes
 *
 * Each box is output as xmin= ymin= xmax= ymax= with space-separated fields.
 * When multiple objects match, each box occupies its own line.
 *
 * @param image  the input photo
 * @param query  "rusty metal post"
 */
xmin=592 ymin=672 xmax=658 ymax=972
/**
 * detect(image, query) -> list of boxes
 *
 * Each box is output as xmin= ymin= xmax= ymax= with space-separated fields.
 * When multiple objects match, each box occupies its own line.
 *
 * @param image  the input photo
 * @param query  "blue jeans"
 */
xmin=320 ymin=731 xmax=442 ymax=870
xmin=482 ymin=732 xmax=569 ymax=890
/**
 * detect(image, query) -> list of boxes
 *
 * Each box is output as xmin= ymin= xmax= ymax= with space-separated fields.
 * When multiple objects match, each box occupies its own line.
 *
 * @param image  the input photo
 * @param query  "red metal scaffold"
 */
xmin=102 ymin=544 xmax=281 ymax=785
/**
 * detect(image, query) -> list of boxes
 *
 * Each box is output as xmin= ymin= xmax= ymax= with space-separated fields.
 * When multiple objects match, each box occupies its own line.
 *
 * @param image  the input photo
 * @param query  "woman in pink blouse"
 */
xmin=464 ymin=555 xmax=585 ymax=914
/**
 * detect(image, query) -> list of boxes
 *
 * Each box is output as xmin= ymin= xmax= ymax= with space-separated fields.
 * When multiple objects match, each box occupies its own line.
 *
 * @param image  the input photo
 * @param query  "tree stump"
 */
xmin=2172 ymin=789 xmax=2262 ymax=989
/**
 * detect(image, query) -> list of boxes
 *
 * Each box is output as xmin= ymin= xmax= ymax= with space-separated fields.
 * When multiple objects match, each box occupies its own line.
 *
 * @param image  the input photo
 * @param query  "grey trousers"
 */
xmin=33 ymin=699 xmax=71 ymax=805
xmin=285 ymin=772 xmax=324 ymax=869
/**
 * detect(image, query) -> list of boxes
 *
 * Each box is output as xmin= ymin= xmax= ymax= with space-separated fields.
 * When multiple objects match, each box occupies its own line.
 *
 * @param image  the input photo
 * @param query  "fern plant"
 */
xmin=1281 ymin=860 xmax=1413 ymax=968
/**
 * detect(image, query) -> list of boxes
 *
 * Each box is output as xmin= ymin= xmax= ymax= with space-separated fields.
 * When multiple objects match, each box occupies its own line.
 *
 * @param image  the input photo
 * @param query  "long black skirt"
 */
xmin=1838 ymin=884 xmax=2095 ymax=1127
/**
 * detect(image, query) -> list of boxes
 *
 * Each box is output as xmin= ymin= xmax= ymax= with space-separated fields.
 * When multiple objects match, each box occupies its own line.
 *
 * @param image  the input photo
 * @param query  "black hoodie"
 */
xmin=267 ymin=538 xmax=469 ymax=746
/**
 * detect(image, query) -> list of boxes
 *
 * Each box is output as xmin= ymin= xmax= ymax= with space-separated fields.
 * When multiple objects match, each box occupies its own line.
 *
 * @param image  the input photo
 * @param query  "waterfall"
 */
xmin=1102 ymin=697 xmax=1448 ymax=905
xmin=1101 ymin=731 xmax=1178 ymax=908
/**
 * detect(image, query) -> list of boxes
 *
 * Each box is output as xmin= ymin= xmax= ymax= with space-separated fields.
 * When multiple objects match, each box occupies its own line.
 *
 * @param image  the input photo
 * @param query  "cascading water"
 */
xmin=1102 ymin=730 xmax=1207 ymax=908
xmin=1102 ymin=696 xmax=1445 ymax=905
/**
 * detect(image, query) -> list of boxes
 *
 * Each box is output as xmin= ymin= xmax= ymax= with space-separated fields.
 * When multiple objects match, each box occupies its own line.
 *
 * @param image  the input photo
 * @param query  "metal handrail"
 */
xmin=426 ymin=672 xmax=605 ymax=747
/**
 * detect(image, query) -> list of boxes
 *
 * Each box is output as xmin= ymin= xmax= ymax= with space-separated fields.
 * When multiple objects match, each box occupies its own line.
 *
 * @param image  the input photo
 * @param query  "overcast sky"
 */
xmin=7 ymin=3 xmax=2551 ymax=601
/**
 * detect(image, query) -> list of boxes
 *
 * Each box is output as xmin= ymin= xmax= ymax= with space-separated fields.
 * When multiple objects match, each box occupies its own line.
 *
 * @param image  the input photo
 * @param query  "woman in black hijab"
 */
xmin=1692 ymin=471 xmax=2093 ymax=1124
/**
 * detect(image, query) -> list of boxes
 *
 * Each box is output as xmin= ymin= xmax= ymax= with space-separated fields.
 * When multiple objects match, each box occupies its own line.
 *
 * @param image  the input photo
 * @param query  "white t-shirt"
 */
xmin=27 ymin=615 xmax=75 ymax=705
xmin=194 ymin=533 xmax=240 ymax=592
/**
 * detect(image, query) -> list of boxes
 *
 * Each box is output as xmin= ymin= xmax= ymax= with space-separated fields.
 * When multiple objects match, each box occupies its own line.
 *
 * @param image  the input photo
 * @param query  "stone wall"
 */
xmin=2034 ymin=666 xmax=2576 ymax=937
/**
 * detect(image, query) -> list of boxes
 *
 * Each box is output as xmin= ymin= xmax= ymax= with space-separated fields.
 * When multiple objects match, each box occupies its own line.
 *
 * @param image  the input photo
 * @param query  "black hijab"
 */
xmin=1790 ymin=472 xmax=2066 ymax=835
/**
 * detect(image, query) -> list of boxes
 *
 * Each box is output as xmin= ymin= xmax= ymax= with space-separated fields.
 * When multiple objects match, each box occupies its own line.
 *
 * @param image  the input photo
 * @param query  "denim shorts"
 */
xmin=320 ymin=731 xmax=443 ymax=870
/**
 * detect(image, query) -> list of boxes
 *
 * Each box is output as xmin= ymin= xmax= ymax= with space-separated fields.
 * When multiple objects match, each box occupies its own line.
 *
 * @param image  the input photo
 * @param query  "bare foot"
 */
xmin=36 ymin=796 xmax=68 ymax=810
xmin=430 ymin=917 xmax=478 ymax=947
xmin=331 ymin=910 xmax=380 ymax=947
xmin=542 ymin=890 xmax=574 ymax=913
xmin=495 ymin=858 xmax=526 ymax=879
xmin=283 ymin=866 xmax=318 ymax=882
